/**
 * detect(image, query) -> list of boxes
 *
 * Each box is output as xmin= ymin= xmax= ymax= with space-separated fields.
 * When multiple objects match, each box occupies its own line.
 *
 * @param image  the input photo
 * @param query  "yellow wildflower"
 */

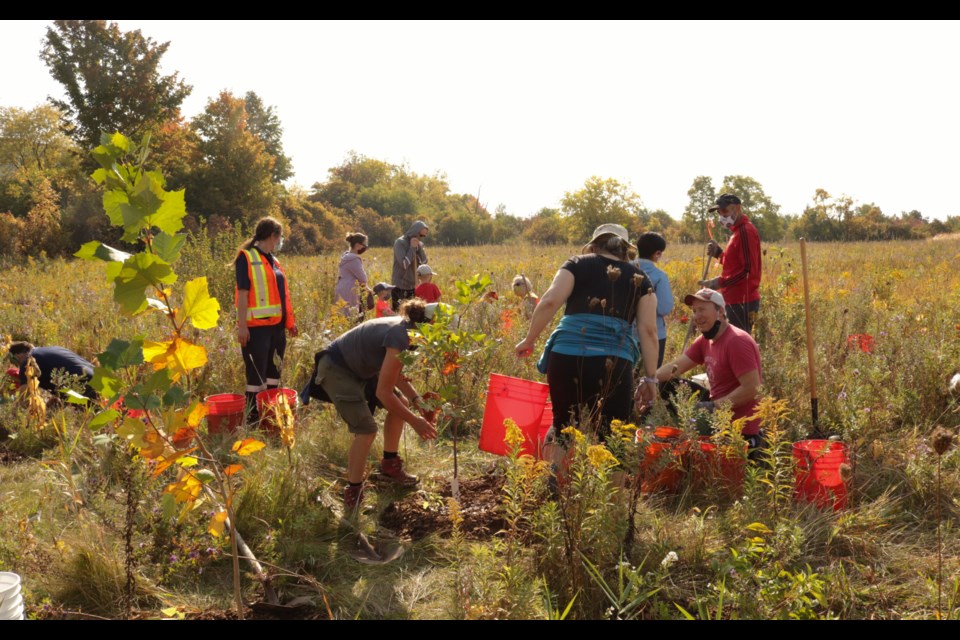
xmin=504 ymin=418 xmax=525 ymax=451
xmin=587 ymin=444 xmax=618 ymax=470
xmin=561 ymin=425 xmax=585 ymax=444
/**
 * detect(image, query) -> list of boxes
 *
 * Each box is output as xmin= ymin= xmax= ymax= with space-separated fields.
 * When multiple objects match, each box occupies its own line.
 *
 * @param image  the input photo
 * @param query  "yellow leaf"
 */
xmin=142 ymin=337 xmax=208 ymax=381
xmin=223 ymin=463 xmax=244 ymax=476
xmin=232 ymin=438 xmax=266 ymax=456
xmin=181 ymin=277 xmax=221 ymax=330
xmin=165 ymin=474 xmax=204 ymax=504
xmin=208 ymin=510 xmax=228 ymax=537
xmin=746 ymin=522 xmax=773 ymax=534
xmin=151 ymin=446 xmax=199 ymax=478
xmin=187 ymin=400 xmax=209 ymax=428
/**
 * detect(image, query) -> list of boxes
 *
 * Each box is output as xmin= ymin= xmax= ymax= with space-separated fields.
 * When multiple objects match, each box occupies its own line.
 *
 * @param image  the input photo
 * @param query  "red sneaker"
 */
xmin=343 ymin=484 xmax=366 ymax=512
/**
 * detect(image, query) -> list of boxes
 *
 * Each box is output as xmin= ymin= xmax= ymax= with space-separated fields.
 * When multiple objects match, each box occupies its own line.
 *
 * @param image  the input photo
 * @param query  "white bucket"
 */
xmin=691 ymin=373 xmax=711 ymax=391
xmin=0 ymin=572 xmax=24 ymax=620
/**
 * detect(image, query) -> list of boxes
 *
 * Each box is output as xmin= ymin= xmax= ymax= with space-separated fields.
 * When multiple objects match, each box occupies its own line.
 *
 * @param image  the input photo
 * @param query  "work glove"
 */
xmin=706 ymin=240 xmax=723 ymax=259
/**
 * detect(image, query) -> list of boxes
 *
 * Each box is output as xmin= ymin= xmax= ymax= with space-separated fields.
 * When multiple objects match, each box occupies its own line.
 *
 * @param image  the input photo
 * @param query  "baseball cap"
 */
xmin=707 ymin=193 xmax=742 ymax=213
xmin=585 ymin=223 xmax=636 ymax=250
xmin=373 ymin=282 xmax=396 ymax=294
xmin=417 ymin=264 xmax=436 ymax=276
xmin=684 ymin=288 xmax=726 ymax=308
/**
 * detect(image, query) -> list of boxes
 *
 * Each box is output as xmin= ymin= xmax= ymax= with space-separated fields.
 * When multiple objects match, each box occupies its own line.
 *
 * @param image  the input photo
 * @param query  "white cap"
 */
xmin=417 ymin=264 xmax=436 ymax=276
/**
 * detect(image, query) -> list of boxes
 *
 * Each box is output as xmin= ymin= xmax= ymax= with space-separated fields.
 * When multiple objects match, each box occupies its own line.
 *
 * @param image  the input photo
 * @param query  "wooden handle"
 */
xmin=799 ymin=238 xmax=819 ymax=426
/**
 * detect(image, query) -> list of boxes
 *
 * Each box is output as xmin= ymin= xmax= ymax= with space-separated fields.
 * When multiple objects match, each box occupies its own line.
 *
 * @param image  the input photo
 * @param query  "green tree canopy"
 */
xmin=41 ymin=20 xmax=191 ymax=155
xmin=679 ymin=175 xmax=716 ymax=242
xmin=721 ymin=175 xmax=784 ymax=241
xmin=560 ymin=176 xmax=644 ymax=242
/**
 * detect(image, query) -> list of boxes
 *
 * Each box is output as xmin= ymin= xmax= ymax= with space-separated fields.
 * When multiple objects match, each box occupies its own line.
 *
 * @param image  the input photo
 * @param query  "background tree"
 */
xmin=679 ymin=175 xmax=716 ymax=243
xmin=0 ymin=104 xmax=82 ymax=217
xmin=560 ymin=176 xmax=644 ymax=242
xmin=187 ymin=92 xmax=278 ymax=222
xmin=41 ymin=20 xmax=191 ymax=155
xmin=721 ymin=175 xmax=785 ymax=241
xmin=522 ymin=207 xmax=567 ymax=245
xmin=243 ymin=91 xmax=293 ymax=183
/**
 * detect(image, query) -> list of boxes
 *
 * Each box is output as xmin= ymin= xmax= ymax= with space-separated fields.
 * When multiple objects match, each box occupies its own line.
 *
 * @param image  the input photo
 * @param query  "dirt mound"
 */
xmin=379 ymin=468 xmax=506 ymax=540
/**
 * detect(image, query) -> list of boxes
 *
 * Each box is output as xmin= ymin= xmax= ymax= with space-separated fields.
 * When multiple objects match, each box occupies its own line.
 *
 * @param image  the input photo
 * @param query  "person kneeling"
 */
xmin=654 ymin=288 xmax=765 ymax=459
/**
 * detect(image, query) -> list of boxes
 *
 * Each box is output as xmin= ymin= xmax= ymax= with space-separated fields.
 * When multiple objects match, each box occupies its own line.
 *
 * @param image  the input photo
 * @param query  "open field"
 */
xmin=0 ymin=237 xmax=958 ymax=619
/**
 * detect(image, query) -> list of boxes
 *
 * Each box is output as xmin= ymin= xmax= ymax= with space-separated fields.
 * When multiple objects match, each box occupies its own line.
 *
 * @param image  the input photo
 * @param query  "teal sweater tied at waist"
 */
xmin=537 ymin=313 xmax=640 ymax=375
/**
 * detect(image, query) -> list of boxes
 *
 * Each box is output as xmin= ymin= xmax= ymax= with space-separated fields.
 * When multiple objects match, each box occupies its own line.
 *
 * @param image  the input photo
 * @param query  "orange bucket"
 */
xmin=691 ymin=436 xmax=746 ymax=494
xmin=205 ymin=393 xmax=245 ymax=434
xmin=637 ymin=427 xmax=684 ymax=493
xmin=793 ymin=439 xmax=849 ymax=510
xmin=256 ymin=388 xmax=297 ymax=435
xmin=479 ymin=373 xmax=552 ymax=459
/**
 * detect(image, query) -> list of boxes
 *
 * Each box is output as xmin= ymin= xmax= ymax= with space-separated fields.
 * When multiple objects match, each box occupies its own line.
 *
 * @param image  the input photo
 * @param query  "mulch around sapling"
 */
xmin=379 ymin=466 xmax=507 ymax=540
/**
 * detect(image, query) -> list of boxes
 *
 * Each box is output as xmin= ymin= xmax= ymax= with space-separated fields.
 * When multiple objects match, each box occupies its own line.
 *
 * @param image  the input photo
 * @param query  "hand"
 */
xmin=515 ymin=337 xmax=535 ymax=358
xmin=411 ymin=415 xmax=438 ymax=440
xmin=410 ymin=236 xmax=421 ymax=249
xmin=288 ymin=325 xmax=299 ymax=337
xmin=634 ymin=378 xmax=656 ymax=412
xmin=698 ymin=277 xmax=720 ymax=289
xmin=237 ymin=325 xmax=250 ymax=347
xmin=706 ymin=240 xmax=722 ymax=259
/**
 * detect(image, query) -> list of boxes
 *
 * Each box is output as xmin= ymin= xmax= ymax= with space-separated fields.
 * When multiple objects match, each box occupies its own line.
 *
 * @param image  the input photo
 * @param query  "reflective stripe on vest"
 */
xmin=243 ymin=249 xmax=282 ymax=320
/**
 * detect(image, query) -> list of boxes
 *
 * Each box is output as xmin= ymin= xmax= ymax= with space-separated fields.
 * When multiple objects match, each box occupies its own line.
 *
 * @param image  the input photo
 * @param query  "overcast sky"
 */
xmin=3 ymin=20 xmax=959 ymax=220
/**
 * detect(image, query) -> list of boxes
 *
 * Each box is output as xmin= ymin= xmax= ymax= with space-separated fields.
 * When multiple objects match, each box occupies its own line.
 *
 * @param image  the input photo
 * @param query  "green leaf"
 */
xmin=162 ymin=384 xmax=189 ymax=407
xmin=107 ymin=131 xmax=131 ymax=153
xmin=99 ymin=338 xmax=145 ymax=370
xmin=102 ymin=190 xmax=134 ymax=230
xmin=91 ymin=367 xmax=122 ymax=398
xmin=74 ymin=240 xmax=132 ymax=263
xmin=161 ymin=492 xmax=177 ymax=520
xmin=195 ymin=469 xmax=217 ymax=484
xmin=179 ymin=456 xmax=199 ymax=468
xmin=181 ymin=277 xmax=220 ymax=330
xmin=152 ymin=232 xmax=186 ymax=263
xmin=141 ymin=369 xmax=173 ymax=396
xmin=65 ymin=390 xmax=89 ymax=405
xmin=117 ymin=418 xmax=146 ymax=446
xmin=89 ymin=409 xmax=121 ymax=429
xmin=92 ymin=433 xmax=116 ymax=447
xmin=146 ymin=187 xmax=186 ymax=236
xmin=113 ymin=253 xmax=177 ymax=315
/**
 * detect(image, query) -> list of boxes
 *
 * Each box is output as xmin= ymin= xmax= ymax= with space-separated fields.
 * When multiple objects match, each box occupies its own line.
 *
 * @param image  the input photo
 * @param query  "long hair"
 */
xmin=234 ymin=217 xmax=283 ymax=263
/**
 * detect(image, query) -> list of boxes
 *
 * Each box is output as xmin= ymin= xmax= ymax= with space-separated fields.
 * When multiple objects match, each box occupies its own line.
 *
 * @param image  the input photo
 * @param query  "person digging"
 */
xmin=304 ymin=299 xmax=440 ymax=514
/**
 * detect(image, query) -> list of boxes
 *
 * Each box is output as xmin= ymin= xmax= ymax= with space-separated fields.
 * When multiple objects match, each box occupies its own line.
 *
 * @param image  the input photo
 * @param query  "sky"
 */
xmin=3 ymin=20 xmax=960 ymax=221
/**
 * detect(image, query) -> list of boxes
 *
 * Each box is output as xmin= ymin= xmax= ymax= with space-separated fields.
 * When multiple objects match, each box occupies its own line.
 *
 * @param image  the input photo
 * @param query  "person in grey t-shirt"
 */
xmin=309 ymin=299 xmax=441 ymax=513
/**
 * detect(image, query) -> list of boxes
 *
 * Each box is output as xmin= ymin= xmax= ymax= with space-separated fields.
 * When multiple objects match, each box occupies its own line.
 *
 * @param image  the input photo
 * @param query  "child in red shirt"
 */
xmin=415 ymin=265 xmax=442 ymax=303
xmin=373 ymin=282 xmax=397 ymax=318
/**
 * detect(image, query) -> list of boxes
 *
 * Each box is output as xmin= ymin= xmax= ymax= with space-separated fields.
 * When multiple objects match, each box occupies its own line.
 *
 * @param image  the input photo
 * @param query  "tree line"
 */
xmin=1 ymin=20 xmax=957 ymax=259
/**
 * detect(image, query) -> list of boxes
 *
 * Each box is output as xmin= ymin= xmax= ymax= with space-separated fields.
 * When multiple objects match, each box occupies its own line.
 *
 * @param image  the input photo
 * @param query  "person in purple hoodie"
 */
xmin=334 ymin=232 xmax=371 ymax=322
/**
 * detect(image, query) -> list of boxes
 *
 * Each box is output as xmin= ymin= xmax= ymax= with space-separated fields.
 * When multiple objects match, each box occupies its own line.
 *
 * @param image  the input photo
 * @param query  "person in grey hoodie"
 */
xmin=391 ymin=220 xmax=429 ymax=311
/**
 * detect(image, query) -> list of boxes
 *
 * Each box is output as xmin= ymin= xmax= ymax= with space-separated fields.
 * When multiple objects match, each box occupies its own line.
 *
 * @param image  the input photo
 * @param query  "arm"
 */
xmin=633 ymin=290 xmax=661 ymax=407
xmin=655 ymin=273 xmax=674 ymax=318
xmin=713 ymin=369 xmax=760 ymax=409
xmin=237 ymin=292 xmax=250 ymax=346
xmin=716 ymin=226 xmax=754 ymax=290
xmin=394 ymin=239 xmax=416 ymax=271
xmin=515 ymin=268 xmax=575 ymax=356
xmin=376 ymin=348 xmax=437 ymax=439
xmin=345 ymin=257 xmax=367 ymax=285
xmin=655 ymin=353 xmax=698 ymax=383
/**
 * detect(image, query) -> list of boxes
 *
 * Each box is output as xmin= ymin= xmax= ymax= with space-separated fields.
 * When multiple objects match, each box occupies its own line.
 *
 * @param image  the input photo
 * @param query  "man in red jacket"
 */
xmin=700 ymin=193 xmax=762 ymax=334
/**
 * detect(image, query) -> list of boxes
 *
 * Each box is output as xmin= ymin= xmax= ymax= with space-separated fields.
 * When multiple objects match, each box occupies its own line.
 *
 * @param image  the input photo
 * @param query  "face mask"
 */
xmin=357 ymin=246 xmax=367 ymax=255
xmin=275 ymin=237 xmax=284 ymax=252
xmin=719 ymin=214 xmax=736 ymax=229
xmin=701 ymin=319 xmax=722 ymax=340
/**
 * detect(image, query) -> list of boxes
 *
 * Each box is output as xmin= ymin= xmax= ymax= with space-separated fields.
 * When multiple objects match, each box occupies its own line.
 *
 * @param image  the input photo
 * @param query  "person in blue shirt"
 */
xmin=9 ymin=341 xmax=98 ymax=400
xmin=631 ymin=232 xmax=674 ymax=367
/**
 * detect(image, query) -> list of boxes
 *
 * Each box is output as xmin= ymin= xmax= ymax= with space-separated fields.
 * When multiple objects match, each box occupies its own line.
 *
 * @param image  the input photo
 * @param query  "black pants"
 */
xmin=241 ymin=324 xmax=286 ymax=416
xmin=726 ymin=300 xmax=760 ymax=335
xmin=546 ymin=352 xmax=633 ymax=445
xmin=391 ymin=287 xmax=415 ymax=311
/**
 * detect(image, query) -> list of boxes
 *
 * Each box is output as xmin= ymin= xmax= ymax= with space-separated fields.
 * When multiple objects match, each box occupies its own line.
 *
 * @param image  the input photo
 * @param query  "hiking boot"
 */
xmin=377 ymin=457 xmax=419 ymax=486
xmin=343 ymin=484 xmax=366 ymax=513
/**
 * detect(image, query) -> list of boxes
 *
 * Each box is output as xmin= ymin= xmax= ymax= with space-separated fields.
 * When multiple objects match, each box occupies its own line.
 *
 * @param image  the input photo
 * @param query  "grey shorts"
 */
xmin=314 ymin=355 xmax=379 ymax=435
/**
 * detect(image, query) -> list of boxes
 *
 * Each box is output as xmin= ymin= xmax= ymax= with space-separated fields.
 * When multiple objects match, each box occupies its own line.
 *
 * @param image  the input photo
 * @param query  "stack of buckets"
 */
xmin=479 ymin=374 xmax=552 ymax=459
xmin=256 ymin=388 xmax=298 ymax=435
xmin=204 ymin=393 xmax=246 ymax=435
xmin=0 ymin=572 xmax=24 ymax=620
xmin=637 ymin=427 xmax=685 ymax=492
xmin=793 ymin=439 xmax=849 ymax=510
xmin=636 ymin=428 xmax=747 ymax=494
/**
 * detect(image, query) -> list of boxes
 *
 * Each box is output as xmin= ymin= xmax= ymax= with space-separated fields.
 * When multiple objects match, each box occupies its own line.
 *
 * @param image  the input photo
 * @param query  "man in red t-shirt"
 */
xmin=654 ymin=288 xmax=764 ymax=455
xmin=700 ymin=193 xmax=761 ymax=335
